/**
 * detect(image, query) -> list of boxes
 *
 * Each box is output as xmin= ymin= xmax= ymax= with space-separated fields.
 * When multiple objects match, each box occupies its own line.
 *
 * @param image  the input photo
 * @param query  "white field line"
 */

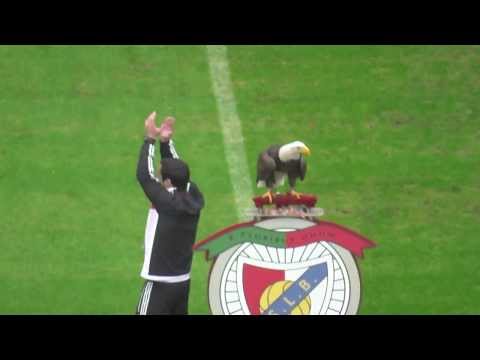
xmin=206 ymin=45 xmax=253 ymax=220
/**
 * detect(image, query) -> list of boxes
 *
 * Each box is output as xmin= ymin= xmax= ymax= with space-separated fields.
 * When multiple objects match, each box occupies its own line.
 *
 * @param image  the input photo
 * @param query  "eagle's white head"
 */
xmin=278 ymin=141 xmax=311 ymax=162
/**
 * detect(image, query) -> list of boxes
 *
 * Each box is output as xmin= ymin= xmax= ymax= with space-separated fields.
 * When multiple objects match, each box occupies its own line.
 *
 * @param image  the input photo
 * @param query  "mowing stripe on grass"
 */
xmin=206 ymin=45 xmax=253 ymax=220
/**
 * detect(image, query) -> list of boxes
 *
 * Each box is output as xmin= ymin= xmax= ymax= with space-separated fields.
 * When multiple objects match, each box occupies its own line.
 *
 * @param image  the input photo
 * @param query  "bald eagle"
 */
xmin=256 ymin=141 xmax=311 ymax=203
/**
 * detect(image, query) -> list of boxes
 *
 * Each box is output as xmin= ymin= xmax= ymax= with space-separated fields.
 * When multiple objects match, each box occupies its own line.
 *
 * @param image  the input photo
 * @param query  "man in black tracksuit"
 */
xmin=136 ymin=112 xmax=204 ymax=315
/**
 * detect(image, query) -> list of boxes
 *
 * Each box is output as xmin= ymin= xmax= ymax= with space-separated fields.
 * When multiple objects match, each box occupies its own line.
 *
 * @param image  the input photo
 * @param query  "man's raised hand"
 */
xmin=159 ymin=116 xmax=175 ymax=143
xmin=145 ymin=111 xmax=161 ymax=140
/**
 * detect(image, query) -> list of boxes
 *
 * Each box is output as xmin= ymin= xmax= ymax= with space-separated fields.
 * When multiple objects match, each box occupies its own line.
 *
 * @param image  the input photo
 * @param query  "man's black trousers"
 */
xmin=136 ymin=280 xmax=190 ymax=315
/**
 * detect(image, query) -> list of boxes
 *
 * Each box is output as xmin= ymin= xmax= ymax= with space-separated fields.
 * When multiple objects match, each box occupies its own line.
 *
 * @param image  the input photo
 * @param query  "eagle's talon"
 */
xmin=289 ymin=190 xmax=303 ymax=199
xmin=261 ymin=191 xmax=274 ymax=204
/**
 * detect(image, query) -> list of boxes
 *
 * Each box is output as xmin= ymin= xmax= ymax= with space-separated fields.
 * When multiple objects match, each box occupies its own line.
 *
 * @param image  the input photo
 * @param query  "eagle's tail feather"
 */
xmin=257 ymin=180 xmax=266 ymax=188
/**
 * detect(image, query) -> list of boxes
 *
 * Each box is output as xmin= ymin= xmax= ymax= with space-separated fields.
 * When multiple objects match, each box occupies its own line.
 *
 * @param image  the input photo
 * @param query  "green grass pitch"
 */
xmin=0 ymin=45 xmax=479 ymax=314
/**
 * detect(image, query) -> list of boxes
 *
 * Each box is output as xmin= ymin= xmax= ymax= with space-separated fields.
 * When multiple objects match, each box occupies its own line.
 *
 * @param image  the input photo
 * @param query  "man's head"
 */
xmin=160 ymin=158 xmax=190 ymax=191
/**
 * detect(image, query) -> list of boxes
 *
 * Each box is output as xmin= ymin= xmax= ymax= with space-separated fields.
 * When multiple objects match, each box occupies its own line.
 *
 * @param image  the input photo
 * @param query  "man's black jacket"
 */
xmin=136 ymin=138 xmax=204 ymax=277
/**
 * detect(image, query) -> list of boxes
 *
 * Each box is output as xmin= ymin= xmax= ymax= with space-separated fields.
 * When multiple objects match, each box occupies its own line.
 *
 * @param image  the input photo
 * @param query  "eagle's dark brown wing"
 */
xmin=299 ymin=155 xmax=307 ymax=180
xmin=286 ymin=156 xmax=307 ymax=188
xmin=257 ymin=151 xmax=277 ymax=187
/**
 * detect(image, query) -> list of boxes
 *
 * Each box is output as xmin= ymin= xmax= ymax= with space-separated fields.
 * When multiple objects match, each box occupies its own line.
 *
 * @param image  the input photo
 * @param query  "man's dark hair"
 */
xmin=160 ymin=158 xmax=190 ymax=191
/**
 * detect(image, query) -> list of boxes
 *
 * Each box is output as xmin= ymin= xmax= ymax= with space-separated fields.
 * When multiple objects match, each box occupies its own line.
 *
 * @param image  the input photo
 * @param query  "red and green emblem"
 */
xmin=194 ymin=207 xmax=375 ymax=315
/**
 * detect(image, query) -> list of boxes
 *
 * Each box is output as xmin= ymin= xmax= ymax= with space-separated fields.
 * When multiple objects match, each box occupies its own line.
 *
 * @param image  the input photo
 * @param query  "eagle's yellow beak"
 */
xmin=300 ymin=146 xmax=311 ymax=156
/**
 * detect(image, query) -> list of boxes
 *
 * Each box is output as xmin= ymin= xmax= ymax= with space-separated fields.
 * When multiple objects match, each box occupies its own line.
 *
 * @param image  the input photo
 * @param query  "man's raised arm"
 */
xmin=158 ymin=116 xmax=180 ymax=160
xmin=136 ymin=112 xmax=173 ymax=208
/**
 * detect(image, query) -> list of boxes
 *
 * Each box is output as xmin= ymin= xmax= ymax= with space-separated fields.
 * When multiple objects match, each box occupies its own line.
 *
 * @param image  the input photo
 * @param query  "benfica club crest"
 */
xmin=194 ymin=194 xmax=376 ymax=315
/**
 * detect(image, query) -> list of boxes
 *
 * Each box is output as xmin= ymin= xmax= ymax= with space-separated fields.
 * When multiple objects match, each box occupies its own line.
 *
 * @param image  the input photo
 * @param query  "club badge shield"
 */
xmin=194 ymin=204 xmax=376 ymax=315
